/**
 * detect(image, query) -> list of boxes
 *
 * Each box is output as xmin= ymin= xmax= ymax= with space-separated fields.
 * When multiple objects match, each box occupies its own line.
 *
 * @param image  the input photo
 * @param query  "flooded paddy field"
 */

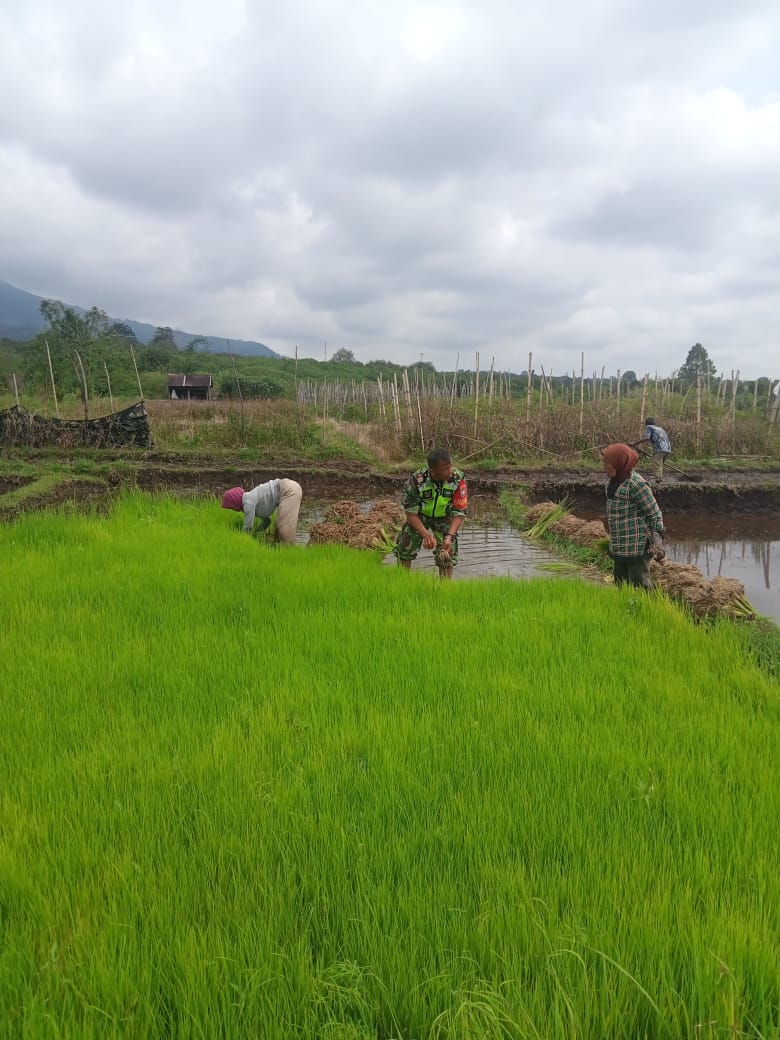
xmin=299 ymin=494 xmax=780 ymax=622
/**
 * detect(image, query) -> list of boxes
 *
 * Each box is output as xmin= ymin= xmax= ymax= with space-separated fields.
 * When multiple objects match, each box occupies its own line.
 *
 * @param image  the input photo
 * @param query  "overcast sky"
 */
xmin=1 ymin=0 xmax=778 ymax=376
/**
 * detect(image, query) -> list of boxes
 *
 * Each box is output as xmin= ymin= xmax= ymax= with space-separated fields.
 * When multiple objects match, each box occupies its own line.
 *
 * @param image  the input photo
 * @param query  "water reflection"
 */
xmin=668 ymin=538 xmax=775 ymax=588
xmin=665 ymin=534 xmax=779 ymax=621
xmin=301 ymin=498 xmax=780 ymax=622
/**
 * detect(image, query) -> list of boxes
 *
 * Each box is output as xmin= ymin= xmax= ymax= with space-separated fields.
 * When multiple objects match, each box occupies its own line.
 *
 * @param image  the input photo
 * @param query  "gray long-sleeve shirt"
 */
xmin=242 ymin=479 xmax=280 ymax=532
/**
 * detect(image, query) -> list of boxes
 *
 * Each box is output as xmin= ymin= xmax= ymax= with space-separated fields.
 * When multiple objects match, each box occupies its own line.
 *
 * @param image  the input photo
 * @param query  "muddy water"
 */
xmin=663 ymin=517 xmax=780 ymax=623
xmin=298 ymin=496 xmax=587 ymax=584
xmin=299 ymin=496 xmax=779 ymax=619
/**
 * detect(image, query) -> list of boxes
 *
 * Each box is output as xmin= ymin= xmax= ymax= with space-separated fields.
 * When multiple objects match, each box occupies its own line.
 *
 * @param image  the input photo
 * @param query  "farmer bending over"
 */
xmin=601 ymin=444 xmax=665 ymax=590
xmin=639 ymin=417 xmax=672 ymax=483
xmin=394 ymin=448 xmax=467 ymax=579
xmin=221 ymin=479 xmax=303 ymax=544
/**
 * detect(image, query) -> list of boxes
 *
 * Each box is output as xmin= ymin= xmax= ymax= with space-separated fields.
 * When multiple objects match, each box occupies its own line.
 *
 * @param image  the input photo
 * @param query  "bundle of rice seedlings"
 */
xmin=524 ymin=501 xmax=558 ymax=525
xmin=525 ymin=500 xmax=570 ymax=538
xmin=649 ymin=561 xmax=756 ymax=620
xmin=710 ymin=578 xmax=756 ymax=619
xmin=547 ymin=515 xmax=608 ymax=547
xmin=308 ymin=521 xmax=347 ymax=545
xmin=308 ymin=499 xmax=403 ymax=554
xmin=367 ymin=499 xmax=405 ymax=528
xmin=326 ymin=501 xmax=362 ymax=524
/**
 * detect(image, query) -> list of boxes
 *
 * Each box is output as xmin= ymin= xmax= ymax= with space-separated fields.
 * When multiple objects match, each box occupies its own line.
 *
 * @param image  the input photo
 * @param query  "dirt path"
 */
xmin=1 ymin=454 xmax=779 ymax=520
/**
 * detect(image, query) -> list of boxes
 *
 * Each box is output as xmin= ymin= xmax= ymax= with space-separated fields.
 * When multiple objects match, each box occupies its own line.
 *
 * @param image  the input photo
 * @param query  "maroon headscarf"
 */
xmin=221 ymin=487 xmax=245 ymax=511
xmin=601 ymin=443 xmax=638 ymax=482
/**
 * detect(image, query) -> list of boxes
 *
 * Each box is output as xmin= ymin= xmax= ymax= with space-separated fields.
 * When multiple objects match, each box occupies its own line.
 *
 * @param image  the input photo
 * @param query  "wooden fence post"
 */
xmin=45 ymin=339 xmax=60 ymax=418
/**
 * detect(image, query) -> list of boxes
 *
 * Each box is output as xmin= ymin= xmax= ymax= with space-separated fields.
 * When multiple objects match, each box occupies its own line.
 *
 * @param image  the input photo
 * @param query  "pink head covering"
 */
xmin=221 ymin=487 xmax=245 ymax=511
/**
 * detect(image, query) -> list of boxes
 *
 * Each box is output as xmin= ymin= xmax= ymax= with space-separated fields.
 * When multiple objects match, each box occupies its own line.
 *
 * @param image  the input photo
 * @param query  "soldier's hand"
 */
xmin=422 ymin=531 xmax=437 ymax=550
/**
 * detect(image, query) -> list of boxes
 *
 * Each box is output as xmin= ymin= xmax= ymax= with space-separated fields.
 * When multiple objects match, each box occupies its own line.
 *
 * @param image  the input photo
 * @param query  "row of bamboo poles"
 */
xmin=298 ymin=352 xmax=780 ymax=454
xmin=8 ymin=340 xmax=146 ymax=419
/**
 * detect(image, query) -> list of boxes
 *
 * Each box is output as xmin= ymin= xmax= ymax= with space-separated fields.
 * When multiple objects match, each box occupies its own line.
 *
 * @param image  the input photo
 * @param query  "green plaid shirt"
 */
xmin=606 ymin=472 xmax=664 ymax=557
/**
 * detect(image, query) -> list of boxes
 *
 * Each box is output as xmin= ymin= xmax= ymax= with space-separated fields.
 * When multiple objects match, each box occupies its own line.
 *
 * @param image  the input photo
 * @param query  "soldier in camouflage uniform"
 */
xmin=394 ymin=447 xmax=468 ymax=579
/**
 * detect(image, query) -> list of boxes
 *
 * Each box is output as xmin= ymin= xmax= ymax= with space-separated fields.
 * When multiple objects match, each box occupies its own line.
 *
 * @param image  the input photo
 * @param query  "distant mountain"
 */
xmin=0 ymin=280 xmax=281 ymax=358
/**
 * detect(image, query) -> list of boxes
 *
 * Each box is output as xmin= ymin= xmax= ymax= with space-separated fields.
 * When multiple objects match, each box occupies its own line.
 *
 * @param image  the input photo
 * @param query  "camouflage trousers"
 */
xmin=394 ymin=518 xmax=460 ymax=567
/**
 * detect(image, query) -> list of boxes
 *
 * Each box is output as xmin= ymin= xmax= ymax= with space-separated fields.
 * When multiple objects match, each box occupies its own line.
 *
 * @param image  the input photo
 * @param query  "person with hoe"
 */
xmin=394 ymin=448 xmax=468 ymax=579
xmin=601 ymin=443 xmax=665 ymax=590
xmin=639 ymin=416 xmax=672 ymax=483
xmin=221 ymin=478 xmax=303 ymax=543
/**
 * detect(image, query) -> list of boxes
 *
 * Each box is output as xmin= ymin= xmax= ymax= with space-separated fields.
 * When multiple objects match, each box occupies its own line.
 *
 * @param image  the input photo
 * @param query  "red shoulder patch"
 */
xmin=453 ymin=479 xmax=468 ymax=510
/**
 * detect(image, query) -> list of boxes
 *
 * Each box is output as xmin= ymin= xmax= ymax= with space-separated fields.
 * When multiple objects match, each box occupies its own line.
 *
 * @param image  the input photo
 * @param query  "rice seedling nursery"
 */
xmin=0 ymin=494 xmax=777 ymax=1039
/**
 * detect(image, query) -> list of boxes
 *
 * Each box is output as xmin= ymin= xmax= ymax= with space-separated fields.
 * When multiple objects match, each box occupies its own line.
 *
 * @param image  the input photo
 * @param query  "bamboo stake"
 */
xmin=752 ymin=378 xmax=758 ymax=411
xmin=376 ymin=374 xmax=386 ymax=422
xmin=226 ymin=340 xmax=246 ymax=443
xmin=730 ymin=369 xmax=739 ymax=447
xmin=12 ymin=373 xmax=20 ymax=408
xmin=74 ymin=350 xmax=89 ymax=419
xmin=640 ymin=372 xmax=649 ymax=427
xmin=473 ymin=351 xmax=480 ymax=439
xmin=401 ymin=368 xmax=413 ymax=431
xmin=392 ymin=372 xmax=402 ymax=435
xmin=616 ymin=370 xmax=621 ymax=416
xmin=578 ymin=352 xmax=585 ymax=436
xmin=103 ymin=362 xmax=114 ymax=412
xmin=449 ymin=353 xmax=459 ymax=417
xmin=45 ymin=339 xmax=60 ymax=418
xmin=129 ymin=345 xmax=144 ymax=403
xmin=696 ymin=373 xmax=702 ymax=457
xmin=526 ymin=353 xmax=533 ymax=427
xmin=415 ymin=383 xmax=425 ymax=451
xmin=488 ymin=356 xmax=495 ymax=405
xmin=599 ymin=365 xmax=605 ymax=403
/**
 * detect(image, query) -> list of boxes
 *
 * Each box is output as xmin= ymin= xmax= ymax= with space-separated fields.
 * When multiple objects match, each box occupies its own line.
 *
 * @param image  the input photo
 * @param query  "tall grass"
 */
xmin=0 ymin=495 xmax=778 ymax=1038
xmin=2 ymin=389 xmax=778 ymax=465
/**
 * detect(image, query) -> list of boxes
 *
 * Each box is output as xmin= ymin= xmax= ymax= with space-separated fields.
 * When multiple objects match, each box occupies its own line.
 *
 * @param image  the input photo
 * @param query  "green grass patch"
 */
xmin=0 ymin=495 xmax=778 ymax=1038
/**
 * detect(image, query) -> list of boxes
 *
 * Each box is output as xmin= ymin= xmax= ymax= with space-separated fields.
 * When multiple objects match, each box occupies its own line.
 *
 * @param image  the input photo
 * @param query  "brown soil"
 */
xmin=1 ymin=452 xmax=778 ymax=519
xmin=0 ymin=478 xmax=110 ymax=522
xmin=0 ymin=476 xmax=33 ymax=495
xmin=131 ymin=465 xmax=402 ymax=503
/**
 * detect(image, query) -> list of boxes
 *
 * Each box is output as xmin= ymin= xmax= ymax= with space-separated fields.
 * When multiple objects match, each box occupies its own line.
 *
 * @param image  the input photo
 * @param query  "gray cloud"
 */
xmin=1 ymin=0 xmax=779 ymax=377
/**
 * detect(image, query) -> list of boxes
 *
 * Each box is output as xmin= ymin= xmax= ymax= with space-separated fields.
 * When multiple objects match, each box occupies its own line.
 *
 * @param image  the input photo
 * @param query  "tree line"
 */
xmin=5 ymin=300 xmax=776 ymax=407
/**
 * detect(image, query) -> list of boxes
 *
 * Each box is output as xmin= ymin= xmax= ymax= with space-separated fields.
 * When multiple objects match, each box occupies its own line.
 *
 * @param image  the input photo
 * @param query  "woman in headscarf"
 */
xmin=221 ymin=478 xmax=303 ymax=544
xmin=601 ymin=443 xmax=665 ymax=589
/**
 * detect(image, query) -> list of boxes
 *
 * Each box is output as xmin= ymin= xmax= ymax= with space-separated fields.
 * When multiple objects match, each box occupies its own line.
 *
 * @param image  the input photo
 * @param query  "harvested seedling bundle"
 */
xmin=649 ymin=561 xmax=755 ymax=620
xmin=524 ymin=501 xmax=606 ymax=547
xmin=523 ymin=498 xmax=756 ymax=621
xmin=308 ymin=499 xmax=404 ymax=552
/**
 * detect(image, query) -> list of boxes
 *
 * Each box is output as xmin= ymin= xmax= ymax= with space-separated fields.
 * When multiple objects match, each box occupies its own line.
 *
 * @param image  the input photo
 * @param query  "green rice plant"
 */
xmin=0 ymin=493 xmax=778 ymax=1039
xmin=523 ymin=499 xmax=570 ymax=539
xmin=371 ymin=525 xmax=398 ymax=555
